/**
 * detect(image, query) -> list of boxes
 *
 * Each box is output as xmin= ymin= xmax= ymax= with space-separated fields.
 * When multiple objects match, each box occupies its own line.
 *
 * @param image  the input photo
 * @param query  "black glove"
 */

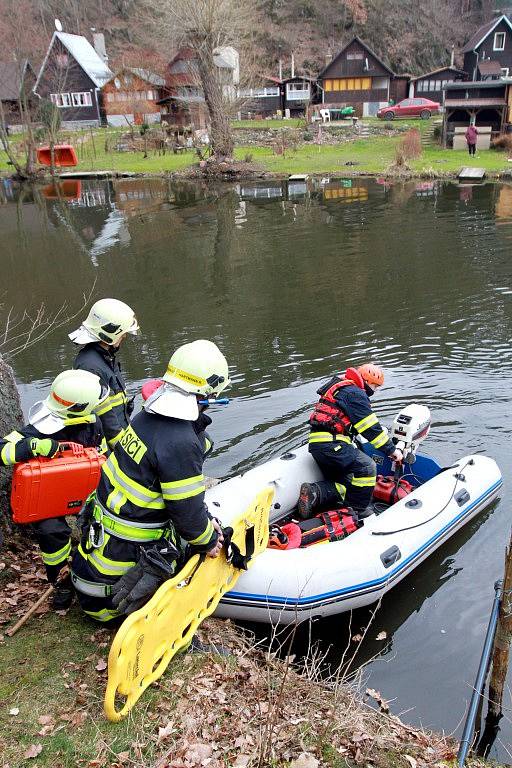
xmin=126 ymin=396 xmax=135 ymax=416
xmin=111 ymin=544 xmax=180 ymax=615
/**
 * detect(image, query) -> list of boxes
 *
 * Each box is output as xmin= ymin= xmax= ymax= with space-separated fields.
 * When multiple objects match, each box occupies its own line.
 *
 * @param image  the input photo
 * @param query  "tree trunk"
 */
xmin=196 ymin=41 xmax=234 ymax=160
xmin=0 ymin=356 xmax=23 ymax=542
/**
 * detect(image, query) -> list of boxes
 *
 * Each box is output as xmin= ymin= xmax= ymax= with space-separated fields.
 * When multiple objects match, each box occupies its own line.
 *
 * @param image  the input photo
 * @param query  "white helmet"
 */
xmin=145 ymin=340 xmax=230 ymax=420
xmin=69 ymin=298 xmax=139 ymax=346
xmin=28 ymin=370 xmax=109 ymax=434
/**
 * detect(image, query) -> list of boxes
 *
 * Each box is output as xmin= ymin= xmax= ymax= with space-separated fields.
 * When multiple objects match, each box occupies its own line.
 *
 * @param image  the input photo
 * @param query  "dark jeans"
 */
xmin=468 ymin=143 xmax=476 ymax=156
xmin=309 ymin=441 xmax=377 ymax=512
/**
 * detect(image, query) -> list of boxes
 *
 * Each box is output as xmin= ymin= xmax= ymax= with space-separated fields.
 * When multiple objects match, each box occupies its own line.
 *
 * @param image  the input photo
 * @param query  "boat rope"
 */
xmin=371 ymin=459 xmax=473 ymax=536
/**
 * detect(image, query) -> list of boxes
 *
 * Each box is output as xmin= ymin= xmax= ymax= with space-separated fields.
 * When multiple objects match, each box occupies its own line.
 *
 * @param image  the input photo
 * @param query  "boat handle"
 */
xmin=455 ymin=489 xmax=470 ymax=507
xmin=381 ymin=545 xmax=401 ymax=568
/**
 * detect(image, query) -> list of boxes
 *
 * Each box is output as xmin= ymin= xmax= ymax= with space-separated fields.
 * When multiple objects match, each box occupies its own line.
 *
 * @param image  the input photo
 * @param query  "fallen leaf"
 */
xmin=9 ymin=707 xmax=19 ymax=716
xmin=290 ymin=754 xmax=319 ymax=768
xmin=183 ymin=742 xmax=212 ymax=764
xmin=24 ymin=744 xmax=43 ymax=759
xmin=233 ymin=756 xmax=252 ymax=768
xmin=95 ymin=658 xmax=107 ymax=671
xmin=376 ymin=631 xmax=387 ymax=640
xmin=352 ymin=634 xmax=363 ymax=642
xmin=117 ymin=752 xmax=130 ymax=764
xmin=37 ymin=714 xmax=54 ymax=726
xmin=157 ymin=721 xmax=174 ymax=743
xmin=404 ymin=756 xmax=417 ymax=768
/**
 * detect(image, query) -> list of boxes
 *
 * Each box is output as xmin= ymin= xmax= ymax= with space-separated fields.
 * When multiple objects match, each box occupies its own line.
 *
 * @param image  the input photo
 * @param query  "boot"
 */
xmin=52 ymin=574 xmax=74 ymax=611
xmin=297 ymin=483 xmax=320 ymax=520
xmin=356 ymin=506 xmax=374 ymax=520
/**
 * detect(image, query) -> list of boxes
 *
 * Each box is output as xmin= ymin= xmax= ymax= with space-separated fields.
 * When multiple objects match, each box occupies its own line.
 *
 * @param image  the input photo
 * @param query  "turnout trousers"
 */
xmin=308 ymin=439 xmax=377 ymax=512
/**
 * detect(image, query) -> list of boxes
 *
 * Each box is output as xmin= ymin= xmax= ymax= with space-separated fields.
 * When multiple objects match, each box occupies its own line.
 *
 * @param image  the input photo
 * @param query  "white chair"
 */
xmin=320 ymin=108 xmax=331 ymax=124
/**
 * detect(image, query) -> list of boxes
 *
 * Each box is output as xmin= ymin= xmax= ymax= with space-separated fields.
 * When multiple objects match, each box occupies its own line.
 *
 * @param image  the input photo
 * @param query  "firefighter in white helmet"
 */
xmin=71 ymin=340 xmax=230 ymax=623
xmin=70 ymin=298 xmax=139 ymax=450
xmin=0 ymin=370 xmax=108 ymax=609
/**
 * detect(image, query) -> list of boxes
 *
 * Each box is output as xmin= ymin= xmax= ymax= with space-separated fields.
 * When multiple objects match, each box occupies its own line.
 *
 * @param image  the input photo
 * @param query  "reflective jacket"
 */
xmin=74 ymin=343 xmax=130 ymax=449
xmin=309 ymin=376 xmax=395 ymax=455
xmin=76 ymin=410 xmax=217 ymax=580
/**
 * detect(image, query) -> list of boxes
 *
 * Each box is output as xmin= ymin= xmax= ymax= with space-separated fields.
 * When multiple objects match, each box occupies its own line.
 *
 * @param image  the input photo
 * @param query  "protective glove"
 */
xmin=111 ymin=544 xmax=180 ymax=615
xmin=126 ymin=396 xmax=135 ymax=416
xmin=30 ymin=437 xmax=60 ymax=458
xmin=389 ymin=448 xmax=404 ymax=464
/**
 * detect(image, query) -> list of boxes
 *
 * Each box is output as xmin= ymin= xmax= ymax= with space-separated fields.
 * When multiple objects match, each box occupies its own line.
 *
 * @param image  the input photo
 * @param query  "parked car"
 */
xmin=377 ymin=98 xmax=440 ymax=120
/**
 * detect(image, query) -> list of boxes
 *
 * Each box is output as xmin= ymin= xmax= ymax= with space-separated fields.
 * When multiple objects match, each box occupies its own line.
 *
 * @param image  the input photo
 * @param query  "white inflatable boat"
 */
xmin=208 ymin=407 xmax=502 ymax=625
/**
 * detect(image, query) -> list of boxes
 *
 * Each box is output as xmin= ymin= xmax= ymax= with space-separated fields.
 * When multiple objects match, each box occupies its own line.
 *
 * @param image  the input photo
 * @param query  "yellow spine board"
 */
xmin=104 ymin=487 xmax=273 ymax=722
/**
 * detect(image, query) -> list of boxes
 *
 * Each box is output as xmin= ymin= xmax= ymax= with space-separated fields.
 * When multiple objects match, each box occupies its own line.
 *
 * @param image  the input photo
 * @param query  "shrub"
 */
xmin=398 ymin=128 xmax=422 ymax=160
xmin=491 ymin=133 xmax=512 ymax=151
xmin=433 ymin=124 xmax=442 ymax=143
xmin=383 ymin=121 xmax=394 ymax=131
xmin=139 ymin=122 xmax=150 ymax=136
xmin=244 ymin=152 xmax=253 ymax=163
xmin=303 ymin=130 xmax=313 ymax=141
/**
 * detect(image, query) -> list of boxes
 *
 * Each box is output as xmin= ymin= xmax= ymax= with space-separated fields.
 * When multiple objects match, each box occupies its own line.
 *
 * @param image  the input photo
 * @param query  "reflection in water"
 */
xmin=2 ymin=177 xmax=512 ymax=755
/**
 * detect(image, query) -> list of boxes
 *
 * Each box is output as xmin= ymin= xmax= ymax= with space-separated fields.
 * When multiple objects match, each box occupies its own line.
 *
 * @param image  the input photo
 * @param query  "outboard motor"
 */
xmin=391 ymin=404 xmax=431 ymax=464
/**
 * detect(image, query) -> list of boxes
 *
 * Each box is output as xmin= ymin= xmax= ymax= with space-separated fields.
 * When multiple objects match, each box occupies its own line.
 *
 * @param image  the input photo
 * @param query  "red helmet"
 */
xmin=358 ymin=363 xmax=385 ymax=388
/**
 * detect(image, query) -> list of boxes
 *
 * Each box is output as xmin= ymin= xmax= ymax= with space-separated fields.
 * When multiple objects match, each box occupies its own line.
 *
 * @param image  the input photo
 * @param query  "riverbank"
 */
xmin=2 ymin=119 xmax=512 ymax=180
xmin=0 ymin=542 xmax=499 ymax=768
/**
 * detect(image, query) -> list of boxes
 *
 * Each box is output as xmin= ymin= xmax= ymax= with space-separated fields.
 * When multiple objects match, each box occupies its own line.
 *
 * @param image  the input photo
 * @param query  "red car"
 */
xmin=377 ymin=97 xmax=440 ymax=120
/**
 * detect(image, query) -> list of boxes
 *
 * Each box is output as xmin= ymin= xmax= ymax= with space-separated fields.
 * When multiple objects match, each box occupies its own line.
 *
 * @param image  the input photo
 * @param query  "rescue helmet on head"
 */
xmin=28 ymin=369 xmax=109 ymax=434
xmin=358 ymin=363 xmax=385 ymax=390
xmin=69 ymin=298 xmax=139 ymax=346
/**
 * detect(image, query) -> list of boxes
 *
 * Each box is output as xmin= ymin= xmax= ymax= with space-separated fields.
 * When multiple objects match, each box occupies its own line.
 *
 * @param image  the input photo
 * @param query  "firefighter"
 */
xmin=70 ymin=298 xmax=139 ymax=450
xmin=0 ymin=370 xmax=108 ymax=609
xmin=70 ymin=339 xmax=230 ymax=624
xmin=298 ymin=363 xmax=403 ymax=520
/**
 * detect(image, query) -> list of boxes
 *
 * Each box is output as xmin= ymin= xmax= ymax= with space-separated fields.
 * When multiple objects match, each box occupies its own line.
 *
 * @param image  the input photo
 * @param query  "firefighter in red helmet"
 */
xmin=298 ymin=363 xmax=402 ymax=520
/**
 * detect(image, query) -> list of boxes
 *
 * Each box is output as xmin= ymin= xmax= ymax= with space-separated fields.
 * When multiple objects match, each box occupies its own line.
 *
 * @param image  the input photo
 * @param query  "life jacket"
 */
xmin=268 ymin=509 xmax=361 ymax=550
xmin=309 ymin=367 xmax=365 ymax=435
xmin=373 ymin=475 xmax=414 ymax=505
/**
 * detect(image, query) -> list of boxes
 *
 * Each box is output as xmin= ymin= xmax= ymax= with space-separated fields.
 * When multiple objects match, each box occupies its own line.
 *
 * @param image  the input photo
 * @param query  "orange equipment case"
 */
xmin=36 ymin=144 xmax=78 ymax=168
xmin=11 ymin=442 xmax=106 ymax=524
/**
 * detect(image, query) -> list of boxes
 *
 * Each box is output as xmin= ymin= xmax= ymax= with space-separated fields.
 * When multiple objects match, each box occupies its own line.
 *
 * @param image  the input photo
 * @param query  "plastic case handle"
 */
xmin=57 ymin=441 xmax=85 ymax=456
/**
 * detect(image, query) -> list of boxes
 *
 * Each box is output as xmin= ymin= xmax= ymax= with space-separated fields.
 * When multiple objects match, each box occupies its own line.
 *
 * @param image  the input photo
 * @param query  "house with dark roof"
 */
xmin=409 ymin=66 xmax=467 ymax=100
xmin=0 ymin=60 xmax=36 ymax=128
xmin=462 ymin=14 xmax=512 ymax=80
xmin=238 ymin=76 xmax=283 ymax=118
xmin=102 ymin=67 xmax=166 ymax=126
xmin=317 ymin=37 xmax=396 ymax=116
xmin=34 ymin=31 xmax=112 ymax=127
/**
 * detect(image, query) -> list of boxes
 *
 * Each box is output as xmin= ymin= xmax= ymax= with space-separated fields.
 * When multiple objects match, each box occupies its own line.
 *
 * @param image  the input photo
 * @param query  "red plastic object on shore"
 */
xmin=37 ymin=144 xmax=78 ymax=168
xmin=11 ymin=442 xmax=105 ymax=524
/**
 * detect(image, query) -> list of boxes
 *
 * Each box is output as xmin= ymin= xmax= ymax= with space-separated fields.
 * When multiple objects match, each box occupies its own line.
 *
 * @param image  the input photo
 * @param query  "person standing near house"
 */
xmin=70 ymin=299 xmax=139 ymax=450
xmin=465 ymin=124 xmax=478 ymax=156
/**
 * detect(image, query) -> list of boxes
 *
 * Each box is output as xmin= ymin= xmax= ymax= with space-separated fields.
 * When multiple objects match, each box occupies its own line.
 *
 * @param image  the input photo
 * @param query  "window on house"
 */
xmin=324 ymin=77 xmax=371 ymax=91
xmin=105 ymin=92 xmax=114 ymax=103
xmin=346 ymin=52 xmax=364 ymax=60
xmin=501 ymin=67 xmax=509 ymax=77
xmin=494 ymin=32 xmax=506 ymax=50
xmin=50 ymin=93 xmax=71 ymax=107
xmin=71 ymin=92 xmax=92 ymax=107
xmin=56 ymin=53 xmax=69 ymax=68
xmin=417 ymin=81 xmax=424 ymax=92
xmin=288 ymin=81 xmax=309 ymax=91
xmin=372 ymin=76 xmax=388 ymax=89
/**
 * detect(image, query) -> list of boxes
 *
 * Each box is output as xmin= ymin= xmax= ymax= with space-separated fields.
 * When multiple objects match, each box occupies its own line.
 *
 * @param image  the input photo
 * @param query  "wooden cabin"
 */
xmin=409 ymin=67 xmax=467 ymax=100
xmin=463 ymin=15 xmax=512 ymax=80
xmin=102 ymin=68 xmax=165 ymax=126
xmin=442 ymin=79 xmax=512 ymax=146
xmin=0 ymin=60 xmax=36 ymax=129
xmin=34 ymin=31 xmax=112 ymax=128
xmin=282 ymin=76 xmax=316 ymax=117
xmin=238 ymin=77 xmax=283 ymax=118
xmin=317 ymin=37 xmax=394 ymax=116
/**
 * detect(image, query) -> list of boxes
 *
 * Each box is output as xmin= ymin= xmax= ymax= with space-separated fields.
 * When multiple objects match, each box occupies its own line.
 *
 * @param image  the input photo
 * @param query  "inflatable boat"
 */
xmin=208 ymin=407 xmax=502 ymax=625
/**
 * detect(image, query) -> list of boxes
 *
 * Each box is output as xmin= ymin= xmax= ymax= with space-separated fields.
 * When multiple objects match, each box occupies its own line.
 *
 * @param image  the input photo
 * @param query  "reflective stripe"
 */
xmin=334 ymin=483 xmax=346 ymax=499
xmin=161 ymin=474 xmax=206 ymax=501
xmin=308 ymin=431 xmax=351 ymax=444
xmin=350 ymin=476 xmax=376 ymax=488
xmin=189 ymin=519 xmax=214 ymax=546
xmin=4 ymin=431 xmax=24 ymax=443
xmin=99 ymin=437 xmax=109 ymax=454
xmin=108 ymin=429 xmax=125 ymax=448
xmin=83 ymin=607 xmax=120 ymax=622
xmin=370 ymin=431 xmax=389 ymax=449
xmin=1 ymin=442 xmax=17 ymax=466
xmin=71 ymin=570 xmax=113 ymax=597
xmin=77 ymin=542 xmax=136 ymax=577
xmin=103 ymin=454 xmax=165 ymax=509
xmin=93 ymin=502 xmax=165 ymax=544
xmin=42 ymin=539 xmax=72 ymax=566
xmin=353 ymin=413 xmax=378 ymax=433
xmin=95 ymin=392 xmax=127 ymax=416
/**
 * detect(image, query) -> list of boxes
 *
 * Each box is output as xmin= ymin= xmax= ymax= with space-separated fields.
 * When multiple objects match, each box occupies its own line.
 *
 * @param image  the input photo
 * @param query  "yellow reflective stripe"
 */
xmin=103 ymin=455 xmax=165 ymax=509
xmin=308 ymin=432 xmax=351 ymax=444
xmin=95 ymin=392 xmax=127 ymax=416
xmin=353 ymin=413 xmax=378 ymax=433
xmin=4 ymin=431 xmax=24 ymax=443
xmin=83 ymin=607 xmax=120 ymax=622
xmin=165 ymin=364 xmax=206 ymax=388
xmin=63 ymin=415 xmax=96 ymax=426
xmin=350 ymin=476 xmax=376 ymax=488
xmin=99 ymin=437 xmax=109 ymax=455
xmin=1 ymin=442 xmax=17 ymax=465
xmin=335 ymin=483 xmax=346 ymax=499
xmin=108 ymin=429 xmax=125 ymax=448
xmin=189 ymin=519 xmax=214 ymax=546
xmin=370 ymin=431 xmax=389 ymax=449
xmin=161 ymin=474 xmax=205 ymax=501
xmin=41 ymin=539 xmax=72 ymax=566
xmin=78 ymin=540 xmax=136 ymax=576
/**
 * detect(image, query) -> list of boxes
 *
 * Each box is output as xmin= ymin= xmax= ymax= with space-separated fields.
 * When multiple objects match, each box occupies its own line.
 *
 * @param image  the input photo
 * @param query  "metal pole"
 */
xmin=457 ymin=580 xmax=503 ymax=767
